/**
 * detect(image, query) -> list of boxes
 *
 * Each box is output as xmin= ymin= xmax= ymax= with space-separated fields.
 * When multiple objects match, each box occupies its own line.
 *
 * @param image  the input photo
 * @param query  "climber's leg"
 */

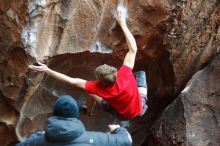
xmin=134 ymin=71 xmax=148 ymax=116
xmin=101 ymin=99 xmax=129 ymax=120
xmin=80 ymin=94 xmax=100 ymax=116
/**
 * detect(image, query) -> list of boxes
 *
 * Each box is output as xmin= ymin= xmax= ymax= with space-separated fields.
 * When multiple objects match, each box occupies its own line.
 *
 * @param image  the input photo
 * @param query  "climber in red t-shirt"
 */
xmin=29 ymin=8 xmax=148 ymax=120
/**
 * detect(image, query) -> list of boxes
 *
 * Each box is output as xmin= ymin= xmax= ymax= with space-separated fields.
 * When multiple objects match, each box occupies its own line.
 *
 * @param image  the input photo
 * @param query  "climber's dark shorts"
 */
xmin=101 ymin=93 xmax=148 ymax=120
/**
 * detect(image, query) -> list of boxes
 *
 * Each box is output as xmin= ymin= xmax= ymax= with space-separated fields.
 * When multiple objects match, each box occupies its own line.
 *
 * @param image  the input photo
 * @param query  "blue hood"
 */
xmin=45 ymin=116 xmax=85 ymax=142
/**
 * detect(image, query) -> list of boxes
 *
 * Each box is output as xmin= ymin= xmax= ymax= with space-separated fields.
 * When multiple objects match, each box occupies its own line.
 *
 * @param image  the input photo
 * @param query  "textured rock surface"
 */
xmin=0 ymin=122 xmax=18 ymax=146
xmin=145 ymin=54 xmax=220 ymax=146
xmin=129 ymin=0 xmax=220 ymax=145
xmin=0 ymin=0 xmax=219 ymax=145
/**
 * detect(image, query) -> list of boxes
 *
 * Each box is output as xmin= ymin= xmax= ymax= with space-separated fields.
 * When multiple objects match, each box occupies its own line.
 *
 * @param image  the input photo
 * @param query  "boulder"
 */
xmin=0 ymin=0 xmax=219 ymax=145
xmin=145 ymin=54 xmax=220 ymax=146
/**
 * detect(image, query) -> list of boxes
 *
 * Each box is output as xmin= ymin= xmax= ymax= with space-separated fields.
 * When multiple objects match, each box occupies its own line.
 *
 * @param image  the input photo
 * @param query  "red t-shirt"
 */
xmin=85 ymin=65 xmax=142 ymax=119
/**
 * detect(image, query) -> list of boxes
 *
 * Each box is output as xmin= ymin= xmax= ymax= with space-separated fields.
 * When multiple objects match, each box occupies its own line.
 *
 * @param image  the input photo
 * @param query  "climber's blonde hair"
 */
xmin=95 ymin=64 xmax=117 ymax=87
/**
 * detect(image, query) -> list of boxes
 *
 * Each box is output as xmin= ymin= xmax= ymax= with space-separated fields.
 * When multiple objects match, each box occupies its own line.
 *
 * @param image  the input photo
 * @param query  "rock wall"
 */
xmin=145 ymin=54 xmax=220 ymax=146
xmin=0 ymin=0 xmax=219 ymax=146
xmin=129 ymin=0 xmax=220 ymax=145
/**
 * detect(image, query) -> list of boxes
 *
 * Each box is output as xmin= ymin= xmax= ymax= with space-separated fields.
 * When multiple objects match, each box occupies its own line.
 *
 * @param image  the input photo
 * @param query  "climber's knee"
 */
xmin=135 ymin=71 xmax=148 ymax=96
xmin=134 ymin=71 xmax=147 ymax=88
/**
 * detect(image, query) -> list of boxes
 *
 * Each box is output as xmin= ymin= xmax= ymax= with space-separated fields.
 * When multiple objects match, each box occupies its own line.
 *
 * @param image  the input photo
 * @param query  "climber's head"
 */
xmin=95 ymin=64 xmax=117 ymax=87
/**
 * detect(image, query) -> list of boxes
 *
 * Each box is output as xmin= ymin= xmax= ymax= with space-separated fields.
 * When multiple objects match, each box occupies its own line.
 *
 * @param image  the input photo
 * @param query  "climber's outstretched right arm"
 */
xmin=116 ymin=7 xmax=137 ymax=69
xmin=29 ymin=62 xmax=86 ymax=89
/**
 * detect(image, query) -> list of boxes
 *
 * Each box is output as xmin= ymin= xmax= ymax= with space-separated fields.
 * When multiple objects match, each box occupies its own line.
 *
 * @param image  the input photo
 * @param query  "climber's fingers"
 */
xmin=116 ymin=9 xmax=126 ymax=24
xmin=28 ymin=64 xmax=46 ymax=72
xmin=37 ymin=61 xmax=45 ymax=66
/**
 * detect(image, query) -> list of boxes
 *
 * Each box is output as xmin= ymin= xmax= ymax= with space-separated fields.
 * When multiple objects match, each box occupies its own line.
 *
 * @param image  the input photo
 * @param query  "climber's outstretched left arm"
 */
xmin=29 ymin=62 xmax=86 ymax=89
